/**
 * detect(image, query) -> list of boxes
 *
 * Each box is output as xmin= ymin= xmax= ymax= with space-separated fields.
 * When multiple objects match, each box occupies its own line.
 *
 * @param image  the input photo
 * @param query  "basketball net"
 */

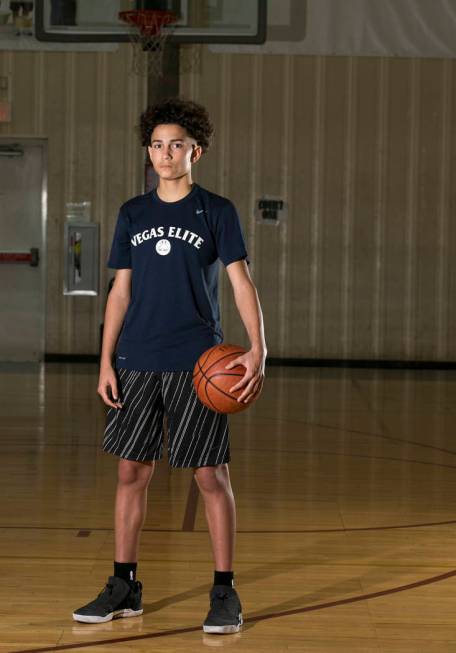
xmin=119 ymin=9 xmax=178 ymax=78
xmin=119 ymin=10 xmax=201 ymax=78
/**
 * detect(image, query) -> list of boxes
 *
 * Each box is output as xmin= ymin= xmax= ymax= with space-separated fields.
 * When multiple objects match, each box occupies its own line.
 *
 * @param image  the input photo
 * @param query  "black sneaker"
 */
xmin=72 ymin=576 xmax=143 ymax=624
xmin=203 ymin=585 xmax=243 ymax=634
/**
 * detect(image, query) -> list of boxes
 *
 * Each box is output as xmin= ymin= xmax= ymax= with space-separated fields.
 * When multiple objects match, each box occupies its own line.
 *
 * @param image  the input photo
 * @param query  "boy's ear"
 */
xmin=191 ymin=144 xmax=203 ymax=163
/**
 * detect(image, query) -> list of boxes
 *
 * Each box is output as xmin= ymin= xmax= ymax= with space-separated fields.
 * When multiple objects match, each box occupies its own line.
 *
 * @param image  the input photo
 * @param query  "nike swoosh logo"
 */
xmin=196 ymin=209 xmax=204 ymax=214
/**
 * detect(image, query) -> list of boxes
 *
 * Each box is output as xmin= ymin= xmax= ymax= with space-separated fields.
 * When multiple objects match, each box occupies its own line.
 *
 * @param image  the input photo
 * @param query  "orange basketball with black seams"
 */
xmin=193 ymin=344 xmax=262 ymax=414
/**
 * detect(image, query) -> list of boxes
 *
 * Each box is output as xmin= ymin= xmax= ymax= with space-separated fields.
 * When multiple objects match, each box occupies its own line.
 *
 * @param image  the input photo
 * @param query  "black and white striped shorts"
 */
xmin=102 ymin=368 xmax=230 ymax=468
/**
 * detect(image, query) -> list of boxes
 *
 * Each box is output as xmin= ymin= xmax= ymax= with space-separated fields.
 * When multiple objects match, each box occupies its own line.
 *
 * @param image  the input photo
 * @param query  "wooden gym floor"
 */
xmin=1 ymin=362 xmax=456 ymax=652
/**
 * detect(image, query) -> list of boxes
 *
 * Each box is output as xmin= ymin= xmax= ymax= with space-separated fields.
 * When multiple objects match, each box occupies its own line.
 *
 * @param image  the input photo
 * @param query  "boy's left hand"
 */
xmin=225 ymin=348 xmax=266 ymax=403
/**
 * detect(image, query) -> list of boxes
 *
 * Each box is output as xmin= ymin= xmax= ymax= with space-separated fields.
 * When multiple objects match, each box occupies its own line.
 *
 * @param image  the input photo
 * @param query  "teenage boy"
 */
xmin=72 ymin=98 xmax=266 ymax=634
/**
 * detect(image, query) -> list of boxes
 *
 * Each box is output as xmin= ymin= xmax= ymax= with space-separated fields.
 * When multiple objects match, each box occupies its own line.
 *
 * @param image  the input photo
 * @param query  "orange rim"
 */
xmin=118 ymin=9 xmax=178 ymax=36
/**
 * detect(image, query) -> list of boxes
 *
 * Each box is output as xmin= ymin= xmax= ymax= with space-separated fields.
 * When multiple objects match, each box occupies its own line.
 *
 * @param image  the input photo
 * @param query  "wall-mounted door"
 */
xmin=0 ymin=139 xmax=47 ymax=362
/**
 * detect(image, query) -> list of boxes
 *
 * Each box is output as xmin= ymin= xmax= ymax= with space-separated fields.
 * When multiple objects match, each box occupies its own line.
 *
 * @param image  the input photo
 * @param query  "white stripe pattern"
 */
xmin=102 ymin=369 xmax=230 ymax=468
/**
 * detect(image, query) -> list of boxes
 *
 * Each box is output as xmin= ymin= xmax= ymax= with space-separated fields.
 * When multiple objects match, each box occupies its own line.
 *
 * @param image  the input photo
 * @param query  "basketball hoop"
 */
xmin=118 ymin=9 xmax=179 ymax=77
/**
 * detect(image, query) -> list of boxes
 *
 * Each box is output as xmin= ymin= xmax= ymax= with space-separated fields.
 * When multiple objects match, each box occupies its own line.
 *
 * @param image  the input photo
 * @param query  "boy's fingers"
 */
xmin=108 ymin=380 xmax=119 ymax=400
xmin=237 ymin=377 xmax=256 ymax=402
xmin=225 ymin=357 xmax=243 ymax=370
xmin=99 ymin=391 xmax=117 ymax=408
xmin=98 ymin=382 xmax=123 ymax=409
xmin=238 ymin=375 xmax=263 ymax=402
xmin=229 ymin=372 xmax=251 ymax=393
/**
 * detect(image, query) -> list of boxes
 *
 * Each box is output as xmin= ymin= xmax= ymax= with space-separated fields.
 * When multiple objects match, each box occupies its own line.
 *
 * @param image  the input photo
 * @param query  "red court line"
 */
xmin=11 ymin=568 xmax=456 ymax=653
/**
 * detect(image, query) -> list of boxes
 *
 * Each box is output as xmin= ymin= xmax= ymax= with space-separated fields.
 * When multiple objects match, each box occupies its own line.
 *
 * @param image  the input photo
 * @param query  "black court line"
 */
xmin=2 ymin=518 xmax=456 ymax=534
xmin=239 ymin=412 xmax=456 ymax=459
xmin=228 ymin=445 xmax=456 ymax=472
xmin=10 ymin=568 xmax=456 ymax=653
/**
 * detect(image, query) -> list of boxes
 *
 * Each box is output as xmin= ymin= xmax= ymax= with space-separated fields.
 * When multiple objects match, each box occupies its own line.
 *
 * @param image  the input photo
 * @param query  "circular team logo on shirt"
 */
xmin=156 ymin=239 xmax=171 ymax=256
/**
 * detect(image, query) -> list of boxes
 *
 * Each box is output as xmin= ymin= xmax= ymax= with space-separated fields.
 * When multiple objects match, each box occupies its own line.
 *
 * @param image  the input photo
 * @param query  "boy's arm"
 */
xmin=225 ymin=260 xmax=267 ymax=403
xmin=98 ymin=269 xmax=132 ymax=409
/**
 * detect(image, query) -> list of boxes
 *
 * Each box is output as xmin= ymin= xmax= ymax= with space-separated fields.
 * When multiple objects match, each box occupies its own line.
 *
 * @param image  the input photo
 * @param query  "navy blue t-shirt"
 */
xmin=107 ymin=183 xmax=249 ymax=372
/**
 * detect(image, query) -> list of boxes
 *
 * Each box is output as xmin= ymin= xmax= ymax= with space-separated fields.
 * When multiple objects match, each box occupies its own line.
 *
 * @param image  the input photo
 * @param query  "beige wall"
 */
xmin=182 ymin=49 xmax=456 ymax=361
xmin=0 ymin=45 xmax=147 ymax=355
xmin=1 ymin=44 xmax=455 ymax=361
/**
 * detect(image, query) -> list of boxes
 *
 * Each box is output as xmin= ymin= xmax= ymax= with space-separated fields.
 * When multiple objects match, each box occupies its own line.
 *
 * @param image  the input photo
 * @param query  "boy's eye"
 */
xmin=152 ymin=143 xmax=161 ymax=149
xmin=172 ymin=142 xmax=183 ymax=149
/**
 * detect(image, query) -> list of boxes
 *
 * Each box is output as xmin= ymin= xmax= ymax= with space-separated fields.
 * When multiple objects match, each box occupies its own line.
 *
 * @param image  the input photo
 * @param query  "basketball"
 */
xmin=193 ymin=344 xmax=262 ymax=414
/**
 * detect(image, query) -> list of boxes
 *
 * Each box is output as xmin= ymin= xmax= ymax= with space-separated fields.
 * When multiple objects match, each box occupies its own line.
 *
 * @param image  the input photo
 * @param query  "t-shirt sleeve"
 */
xmin=107 ymin=207 xmax=132 ymax=269
xmin=214 ymin=201 xmax=250 ymax=267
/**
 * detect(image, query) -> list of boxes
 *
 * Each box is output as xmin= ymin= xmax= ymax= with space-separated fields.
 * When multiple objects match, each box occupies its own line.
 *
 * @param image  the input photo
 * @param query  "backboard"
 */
xmin=34 ymin=0 xmax=266 ymax=44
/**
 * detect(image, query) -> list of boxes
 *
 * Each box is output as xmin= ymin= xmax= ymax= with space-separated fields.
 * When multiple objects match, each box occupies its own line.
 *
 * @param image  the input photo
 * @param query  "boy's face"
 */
xmin=148 ymin=123 xmax=202 ymax=180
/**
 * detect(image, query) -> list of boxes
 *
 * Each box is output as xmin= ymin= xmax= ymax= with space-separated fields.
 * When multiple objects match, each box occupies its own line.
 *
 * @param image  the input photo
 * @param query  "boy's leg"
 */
xmin=164 ymin=371 xmax=242 ymax=633
xmin=72 ymin=459 xmax=155 ymax=624
xmin=193 ymin=464 xmax=235 ymax=571
xmin=104 ymin=369 xmax=163 ymax=567
xmin=194 ymin=464 xmax=243 ymax=634
xmin=73 ymin=369 xmax=164 ymax=624
xmin=115 ymin=458 xmax=155 ymax=562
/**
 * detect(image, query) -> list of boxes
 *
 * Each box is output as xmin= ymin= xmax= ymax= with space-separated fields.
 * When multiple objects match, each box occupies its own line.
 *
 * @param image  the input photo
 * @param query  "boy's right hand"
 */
xmin=98 ymin=364 xmax=123 ymax=409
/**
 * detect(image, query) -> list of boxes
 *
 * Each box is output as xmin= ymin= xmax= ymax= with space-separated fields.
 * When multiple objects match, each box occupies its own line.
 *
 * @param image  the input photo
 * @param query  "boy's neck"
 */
xmin=156 ymin=176 xmax=194 ymax=203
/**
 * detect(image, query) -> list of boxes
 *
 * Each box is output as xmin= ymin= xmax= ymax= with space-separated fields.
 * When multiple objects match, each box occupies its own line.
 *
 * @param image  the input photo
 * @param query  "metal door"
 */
xmin=0 ymin=139 xmax=46 ymax=361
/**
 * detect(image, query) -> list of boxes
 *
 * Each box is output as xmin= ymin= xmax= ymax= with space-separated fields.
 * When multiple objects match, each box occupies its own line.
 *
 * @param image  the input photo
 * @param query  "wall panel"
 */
xmin=2 ymin=42 xmax=455 ymax=361
xmin=0 ymin=45 xmax=147 ymax=356
xmin=182 ymin=49 xmax=456 ymax=361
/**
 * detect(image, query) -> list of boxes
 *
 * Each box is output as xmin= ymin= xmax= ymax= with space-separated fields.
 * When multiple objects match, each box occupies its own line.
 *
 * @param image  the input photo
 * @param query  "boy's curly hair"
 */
xmin=139 ymin=97 xmax=214 ymax=153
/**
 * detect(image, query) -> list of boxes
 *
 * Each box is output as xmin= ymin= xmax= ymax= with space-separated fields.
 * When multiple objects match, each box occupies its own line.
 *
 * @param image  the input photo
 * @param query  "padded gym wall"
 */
xmin=181 ymin=49 xmax=456 ymax=362
xmin=0 ymin=45 xmax=147 ymax=356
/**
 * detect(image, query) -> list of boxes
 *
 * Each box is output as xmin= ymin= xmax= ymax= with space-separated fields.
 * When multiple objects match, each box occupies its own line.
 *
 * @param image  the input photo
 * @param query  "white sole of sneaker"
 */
xmin=203 ymin=614 xmax=243 ymax=634
xmin=72 ymin=608 xmax=143 ymax=624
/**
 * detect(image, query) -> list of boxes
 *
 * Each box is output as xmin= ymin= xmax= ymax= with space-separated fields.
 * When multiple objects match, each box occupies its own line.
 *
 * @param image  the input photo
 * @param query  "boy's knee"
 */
xmin=118 ymin=458 xmax=155 ymax=489
xmin=194 ymin=464 xmax=229 ymax=494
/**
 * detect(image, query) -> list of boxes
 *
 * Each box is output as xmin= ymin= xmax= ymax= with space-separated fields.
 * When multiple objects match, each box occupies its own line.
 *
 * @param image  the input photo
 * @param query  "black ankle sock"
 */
xmin=214 ymin=570 xmax=234 ymax=587
xmin=114 ymin=561 xmax=137 ymax=583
